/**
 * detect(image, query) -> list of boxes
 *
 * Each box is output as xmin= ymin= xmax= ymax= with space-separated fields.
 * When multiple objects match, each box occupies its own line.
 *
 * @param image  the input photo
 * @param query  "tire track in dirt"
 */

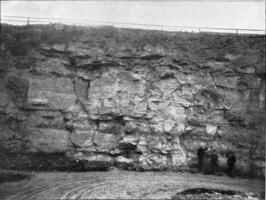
xmin=1 ymin=171 xmax=264 ymax=200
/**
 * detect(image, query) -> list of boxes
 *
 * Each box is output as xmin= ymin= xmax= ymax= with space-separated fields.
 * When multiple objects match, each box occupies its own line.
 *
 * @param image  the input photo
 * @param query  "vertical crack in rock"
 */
xmin=72 ymin=77 xmax=90 ymax=113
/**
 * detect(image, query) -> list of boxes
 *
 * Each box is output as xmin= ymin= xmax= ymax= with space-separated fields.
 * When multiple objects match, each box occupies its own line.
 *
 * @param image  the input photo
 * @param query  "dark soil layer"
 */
xmin=1 ymin=24 xmax=265 ymax=68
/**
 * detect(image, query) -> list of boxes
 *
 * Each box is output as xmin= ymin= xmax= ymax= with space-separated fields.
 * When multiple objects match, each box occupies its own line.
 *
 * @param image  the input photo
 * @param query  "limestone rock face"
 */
xmin=0 ymin=26 xmax=265 ymax=176
xmin=0 ymin=77 xmax=10 ymax=112
xmin=25 ymin=128 xmax=70 ymax=153
xmin=27 ymin=76 xmax=77 ymax=110
xmin=5 ymin=75 xmax=29 ymax=107
xmin=87 ymin=68 xmax=147 ymax=118
xmin=33 ymin=58 xmax=71 ymax=76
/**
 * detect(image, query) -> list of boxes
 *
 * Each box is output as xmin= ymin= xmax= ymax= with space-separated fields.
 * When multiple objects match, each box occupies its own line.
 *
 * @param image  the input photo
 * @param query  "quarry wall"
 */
xmin=0 ymin=25 xmax=265 ymax=176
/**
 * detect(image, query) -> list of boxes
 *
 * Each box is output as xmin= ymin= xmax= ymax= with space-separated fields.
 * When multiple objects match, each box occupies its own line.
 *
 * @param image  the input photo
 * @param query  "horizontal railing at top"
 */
xmin=1 ymin=15 xmax=265 ymax=35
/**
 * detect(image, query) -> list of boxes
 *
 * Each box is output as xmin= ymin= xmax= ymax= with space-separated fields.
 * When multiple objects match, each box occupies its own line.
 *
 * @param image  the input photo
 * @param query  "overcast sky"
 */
xmin=2 ymin=1 xmax=265 ymax=30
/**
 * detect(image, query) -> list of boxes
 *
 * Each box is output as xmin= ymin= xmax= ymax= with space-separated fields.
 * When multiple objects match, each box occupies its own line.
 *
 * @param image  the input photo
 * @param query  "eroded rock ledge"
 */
xmin=0 ymin=25 xmax=265 ymax=176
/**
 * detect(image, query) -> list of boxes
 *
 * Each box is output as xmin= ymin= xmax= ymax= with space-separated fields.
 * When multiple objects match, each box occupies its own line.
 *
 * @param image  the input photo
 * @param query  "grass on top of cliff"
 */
xmin=0 ymin=24 xmax=265 ymax=68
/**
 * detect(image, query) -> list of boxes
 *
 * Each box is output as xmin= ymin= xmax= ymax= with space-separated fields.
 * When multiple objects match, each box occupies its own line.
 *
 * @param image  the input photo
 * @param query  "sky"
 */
xmin=1 ymin=1 xmax=265 ymax=32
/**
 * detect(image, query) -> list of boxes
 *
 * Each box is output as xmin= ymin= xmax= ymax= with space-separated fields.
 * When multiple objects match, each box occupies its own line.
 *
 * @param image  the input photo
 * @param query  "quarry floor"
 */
xmin=0 ymin=170 xmax=264 ymax=200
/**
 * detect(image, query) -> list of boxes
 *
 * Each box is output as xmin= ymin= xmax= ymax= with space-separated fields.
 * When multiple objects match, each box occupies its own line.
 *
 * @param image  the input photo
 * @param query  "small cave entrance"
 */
xmin=172 ymin=188 xmax=249 ymax=200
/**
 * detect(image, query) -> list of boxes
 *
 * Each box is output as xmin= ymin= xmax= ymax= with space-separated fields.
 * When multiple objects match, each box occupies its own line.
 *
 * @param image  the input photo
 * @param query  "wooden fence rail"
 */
xmin=1 ymin=15 xmax=265 ymax=35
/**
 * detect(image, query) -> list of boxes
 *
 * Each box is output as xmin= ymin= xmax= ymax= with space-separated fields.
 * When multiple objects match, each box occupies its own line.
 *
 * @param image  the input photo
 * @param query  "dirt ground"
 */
xmin=0 ymin=170 xmax=264 ymax=200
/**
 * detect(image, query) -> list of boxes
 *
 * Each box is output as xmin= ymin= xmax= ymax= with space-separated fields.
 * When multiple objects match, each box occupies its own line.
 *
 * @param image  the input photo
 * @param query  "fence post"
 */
xmin=199 ymin=28 xmax=201 ymax=32
xmin=27 ymin=17 xmax=30 ymax=26
xmin=236 ymin=29 xmax=238 ymax=34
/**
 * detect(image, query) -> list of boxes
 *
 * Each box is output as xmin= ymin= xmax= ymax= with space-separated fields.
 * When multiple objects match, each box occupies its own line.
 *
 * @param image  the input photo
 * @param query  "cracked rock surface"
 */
xmin=0 ymin=25 xmax=265 ymax=176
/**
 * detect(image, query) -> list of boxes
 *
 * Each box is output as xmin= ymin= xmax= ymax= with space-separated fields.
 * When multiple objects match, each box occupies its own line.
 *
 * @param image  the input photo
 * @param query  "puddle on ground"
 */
xmin=172 ymin=188 xmax=258 ymax=200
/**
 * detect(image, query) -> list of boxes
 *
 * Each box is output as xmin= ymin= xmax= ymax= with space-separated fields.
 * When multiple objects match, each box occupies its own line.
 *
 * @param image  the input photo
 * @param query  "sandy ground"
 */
xmin=0 ymin=170 xmax=264 ymax=200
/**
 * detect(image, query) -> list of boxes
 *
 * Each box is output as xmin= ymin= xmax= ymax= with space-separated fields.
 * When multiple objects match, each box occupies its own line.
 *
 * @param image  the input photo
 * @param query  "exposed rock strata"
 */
xmin=0 ymin=25 xmax=265 ymax=176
